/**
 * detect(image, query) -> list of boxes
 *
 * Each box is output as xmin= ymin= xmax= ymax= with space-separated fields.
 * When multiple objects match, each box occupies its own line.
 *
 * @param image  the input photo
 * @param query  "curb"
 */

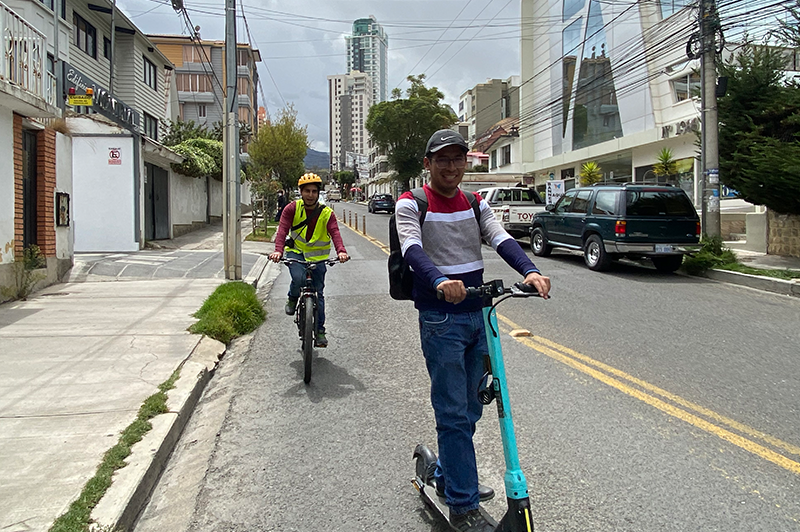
xmin=702 ymin=268 xmax=800 ymax=297
xmin=90 ymin=336 xmax=226 ymax=532
xmin=243 ymin=254 xmax=269 ymax=288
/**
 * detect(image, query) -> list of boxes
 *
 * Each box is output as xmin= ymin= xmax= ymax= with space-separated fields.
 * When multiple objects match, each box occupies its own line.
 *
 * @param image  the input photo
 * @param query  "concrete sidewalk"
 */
xmin=704 ymin=246 xmax=800 ymax=298
xmin=0 ymin=222 xmax=276 ymax=532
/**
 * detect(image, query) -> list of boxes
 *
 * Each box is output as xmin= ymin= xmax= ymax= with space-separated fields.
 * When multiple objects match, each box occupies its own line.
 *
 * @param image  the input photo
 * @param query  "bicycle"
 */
xmin=413 ymin=279 xmax=544 ymax=531
xmin=280 ymin=257 xmax=341 ymax=384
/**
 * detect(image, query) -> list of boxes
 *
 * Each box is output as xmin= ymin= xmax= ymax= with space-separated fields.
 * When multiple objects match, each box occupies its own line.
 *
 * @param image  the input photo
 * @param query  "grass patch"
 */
xmin=49 ymin=371 xmax=180 ymax=532
xmin=189 ymin=281 xmax=265 ymax=344
xmin=683 ymin=235 xmax=800 ymax=279
xmin=720 ymin=262 xmax=800 ymax=280
xmin=245 ymin=221 xmax=278 ymax=242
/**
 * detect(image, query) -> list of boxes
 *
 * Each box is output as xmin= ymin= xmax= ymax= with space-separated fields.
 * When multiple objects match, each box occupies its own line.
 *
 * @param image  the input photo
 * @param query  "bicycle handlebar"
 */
xmin=280 ymin=257 xmax=342 ymax=267
xmin=437 ymin=280 xmax=545 ymax=301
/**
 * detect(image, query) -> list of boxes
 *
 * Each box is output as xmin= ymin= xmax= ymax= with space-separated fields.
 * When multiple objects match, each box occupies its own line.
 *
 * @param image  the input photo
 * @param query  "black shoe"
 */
xmin=315 ymin=331 xmax=328 ymax=348
xmin=449 ymin=508 xmax=495 ymax=532
xmin=284 ymin=298 xmax=297 ymax=315
xmin=435 ymin=479 xmax=495 ymax=502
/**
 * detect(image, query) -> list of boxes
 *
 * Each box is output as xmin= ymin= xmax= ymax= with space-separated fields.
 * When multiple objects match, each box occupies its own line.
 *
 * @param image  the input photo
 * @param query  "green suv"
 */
xmin=530 ymin=184 xmax=700 ymax=272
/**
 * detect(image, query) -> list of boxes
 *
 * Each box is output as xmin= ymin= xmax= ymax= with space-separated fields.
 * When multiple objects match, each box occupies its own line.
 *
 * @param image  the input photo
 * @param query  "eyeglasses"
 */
xmin=432 ymin=155 xmax=467 ymax=169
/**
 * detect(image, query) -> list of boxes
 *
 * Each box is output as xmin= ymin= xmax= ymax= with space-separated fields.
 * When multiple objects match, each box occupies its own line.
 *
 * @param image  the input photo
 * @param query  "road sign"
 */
xmin=68 ymin=95 xmax=93 ymax=106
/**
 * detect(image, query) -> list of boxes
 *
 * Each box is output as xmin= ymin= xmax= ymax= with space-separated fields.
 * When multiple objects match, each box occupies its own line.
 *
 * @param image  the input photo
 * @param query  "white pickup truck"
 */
xmin=475 ymin=187 xmax=547 ymax=238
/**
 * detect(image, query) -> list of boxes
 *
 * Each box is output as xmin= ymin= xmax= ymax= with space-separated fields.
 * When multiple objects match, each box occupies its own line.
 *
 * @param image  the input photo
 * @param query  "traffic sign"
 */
xmin=68 ymin=95 xmax=93 ymax=106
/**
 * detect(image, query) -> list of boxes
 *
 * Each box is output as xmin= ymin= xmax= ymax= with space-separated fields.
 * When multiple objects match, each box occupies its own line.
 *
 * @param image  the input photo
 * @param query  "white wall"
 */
xmin=72 ymin=136 xmax=138 ymax=252
xmin=0 ymin=108 xmax=14 ymax=264
xmin=55 ymin=132 xmax=73 ymax=260
xmin=209 ymin=178 xmax=223 ymax=218
xmin=170 ymin=171 xmax=207 ymax=226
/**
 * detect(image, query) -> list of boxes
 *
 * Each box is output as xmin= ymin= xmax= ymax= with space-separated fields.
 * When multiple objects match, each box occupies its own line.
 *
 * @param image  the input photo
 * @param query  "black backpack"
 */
xmin=388 ymin=188 xmax=481 ymax=301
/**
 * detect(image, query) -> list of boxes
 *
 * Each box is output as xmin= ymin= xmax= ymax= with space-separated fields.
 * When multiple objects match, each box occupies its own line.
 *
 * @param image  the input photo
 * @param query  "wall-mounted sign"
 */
xmin=661 ymin=117 xmax=700 ymax=139
xmin=56 ymin=192 xmax=70 ymax=226
xmin=546 ymin=180 xmax=565 ymax=205
xmin=108 ymin=148 xmax=122 ymax=165
xmin=63 ymin=62 xmax=140 ymax=133
xmin=68 ymin=95 xmax=93 ymax=106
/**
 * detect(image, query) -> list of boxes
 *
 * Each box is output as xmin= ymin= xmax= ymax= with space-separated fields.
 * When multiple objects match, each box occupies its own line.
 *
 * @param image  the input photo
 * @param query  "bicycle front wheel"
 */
xmin=302 ymin=298 xmax=315 ymax=383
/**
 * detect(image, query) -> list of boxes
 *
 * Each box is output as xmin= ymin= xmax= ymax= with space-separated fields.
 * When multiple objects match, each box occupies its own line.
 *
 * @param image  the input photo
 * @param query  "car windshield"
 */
xmin=374 ymin=194 xmax=393 ymax=201
xmin=626 ymin=190 xmax=696 ymax=217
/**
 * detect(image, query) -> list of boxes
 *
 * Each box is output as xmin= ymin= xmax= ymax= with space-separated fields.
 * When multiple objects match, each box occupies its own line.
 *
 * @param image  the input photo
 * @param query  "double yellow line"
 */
xmin=497 ymin=314 xmax=800 ymax=476
xmin=351 ymin=216 xmax=800 ymax=476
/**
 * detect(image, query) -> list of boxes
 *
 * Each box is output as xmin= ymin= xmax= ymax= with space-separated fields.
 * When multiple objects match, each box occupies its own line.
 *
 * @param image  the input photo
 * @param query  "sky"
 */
xmin=117 ymin=0 xmax=523 ymax=153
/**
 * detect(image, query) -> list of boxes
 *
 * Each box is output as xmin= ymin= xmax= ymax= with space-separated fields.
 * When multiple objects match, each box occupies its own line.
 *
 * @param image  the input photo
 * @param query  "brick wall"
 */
xmin=768 ymin=211 xmax=800 ymax=258
xmin=13 ymin=114 xmax=57 ymax=258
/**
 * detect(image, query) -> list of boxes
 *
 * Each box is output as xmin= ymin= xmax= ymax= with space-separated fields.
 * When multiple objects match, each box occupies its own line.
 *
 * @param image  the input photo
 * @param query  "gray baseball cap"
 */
xmin=425 ymin=129 xmax=469 ymax=157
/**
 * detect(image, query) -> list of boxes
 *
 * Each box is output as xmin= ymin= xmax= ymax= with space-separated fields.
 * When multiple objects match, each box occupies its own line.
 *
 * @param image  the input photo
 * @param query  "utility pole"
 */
xmin=701 ymin=0 xmax=721 ymax=236
xmin=223 ymin=0 xmax=241 ymax=279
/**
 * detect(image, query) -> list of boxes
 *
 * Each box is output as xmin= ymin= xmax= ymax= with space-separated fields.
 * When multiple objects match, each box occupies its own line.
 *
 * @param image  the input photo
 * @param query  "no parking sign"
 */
xmin=108 ymin=148 xmax=122 ymax=165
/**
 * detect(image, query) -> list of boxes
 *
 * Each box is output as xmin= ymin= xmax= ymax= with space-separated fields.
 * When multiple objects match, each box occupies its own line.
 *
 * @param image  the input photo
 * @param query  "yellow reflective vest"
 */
xmin=285 ymin=200 xmax=334 ymax=262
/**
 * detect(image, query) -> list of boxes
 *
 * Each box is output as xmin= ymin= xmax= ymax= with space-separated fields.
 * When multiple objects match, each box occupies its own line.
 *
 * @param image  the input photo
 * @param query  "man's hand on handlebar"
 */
xmin=269 ymin=251 xmax=282 ymax=263
xmin=436 ymin=279 xmax=467 ymax=304
xmin=337 ymin=252 xmax=350 ymax=263
xmin=523 ymin=271 xmax=551 ymax=299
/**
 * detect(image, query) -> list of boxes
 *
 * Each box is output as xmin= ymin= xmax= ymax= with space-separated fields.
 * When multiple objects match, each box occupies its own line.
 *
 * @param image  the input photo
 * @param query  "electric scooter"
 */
xmin=413 ymin=279 xmax=542 ymax=532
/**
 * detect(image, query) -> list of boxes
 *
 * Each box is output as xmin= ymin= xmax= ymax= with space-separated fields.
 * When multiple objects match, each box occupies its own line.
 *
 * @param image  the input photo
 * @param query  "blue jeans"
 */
xmin=418 ymin=309 xmax=488 ymax=514
xmin=286 ymin=252 xmax=327 ymax=332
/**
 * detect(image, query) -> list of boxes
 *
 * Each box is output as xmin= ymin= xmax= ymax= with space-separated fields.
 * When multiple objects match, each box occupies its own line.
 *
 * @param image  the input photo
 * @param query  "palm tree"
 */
xmin=653 ymin=148 xmax=678 ymax=180
xmin=579 ymin=161 xmax=603 ymax=186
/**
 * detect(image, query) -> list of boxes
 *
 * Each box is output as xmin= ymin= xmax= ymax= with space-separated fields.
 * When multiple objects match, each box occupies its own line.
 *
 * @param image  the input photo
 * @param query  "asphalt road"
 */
xmin=136 ymin=211 xmax=800 ymax=532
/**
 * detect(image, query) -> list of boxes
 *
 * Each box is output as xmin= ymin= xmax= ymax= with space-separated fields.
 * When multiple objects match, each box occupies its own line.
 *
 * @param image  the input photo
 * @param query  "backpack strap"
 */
xmin=411 ymin=187 xmax=428 ymax=225
xmin=466 ymin=191 xmax=481 ymax=223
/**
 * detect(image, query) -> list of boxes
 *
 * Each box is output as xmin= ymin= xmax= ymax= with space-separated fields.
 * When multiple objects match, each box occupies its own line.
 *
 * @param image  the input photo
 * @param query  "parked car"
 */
xmin=475 ymin=187 xmax=547 ymax=238
xmin=326 ymin=189 xmax=342 ymax=202
xmin=368 ymin=193 xmax=395 ymax=214
xmin=530 ymin=184 xmax=701 ymax=272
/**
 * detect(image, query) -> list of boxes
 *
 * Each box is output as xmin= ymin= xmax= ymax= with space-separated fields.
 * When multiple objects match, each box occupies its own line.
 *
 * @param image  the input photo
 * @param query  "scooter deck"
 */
xmin=412 ymin=476 xmax=499 ymax=528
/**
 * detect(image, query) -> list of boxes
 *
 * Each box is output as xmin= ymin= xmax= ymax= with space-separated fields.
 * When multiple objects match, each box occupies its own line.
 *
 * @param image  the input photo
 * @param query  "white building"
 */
xmin=520 ymin=0 xmax=702 ymax=202
xmin=458 ymin=76 xmax=520 ymax=144
xmin=345 ymin=16 xmax=388 ymax=105
xmin=328 ymin=71 xmax=373 ymax=173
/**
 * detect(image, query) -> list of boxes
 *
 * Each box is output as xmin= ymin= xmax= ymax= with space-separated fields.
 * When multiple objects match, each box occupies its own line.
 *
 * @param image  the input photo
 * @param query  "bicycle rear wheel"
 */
xmin=302 ymin=298 xmax=315 ymax=383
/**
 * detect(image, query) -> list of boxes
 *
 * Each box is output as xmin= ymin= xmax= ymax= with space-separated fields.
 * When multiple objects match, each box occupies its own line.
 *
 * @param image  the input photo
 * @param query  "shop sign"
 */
xmin=661 ymin=117 xmax=700 ymax=139
xmin=63 ymin=62 xmax=140 ymax=133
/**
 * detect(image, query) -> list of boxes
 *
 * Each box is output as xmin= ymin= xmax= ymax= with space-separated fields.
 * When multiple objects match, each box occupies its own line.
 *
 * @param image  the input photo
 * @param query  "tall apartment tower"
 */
xmin=328 ymin=71 xmax=374 ymax=172
xmin=345 ymin=16 xmax=388 ymax=104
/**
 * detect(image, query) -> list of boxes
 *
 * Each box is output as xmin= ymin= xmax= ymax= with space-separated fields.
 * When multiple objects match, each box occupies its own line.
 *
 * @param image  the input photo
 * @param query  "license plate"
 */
xmin=655 ymin=244 xmax=674 ymax=253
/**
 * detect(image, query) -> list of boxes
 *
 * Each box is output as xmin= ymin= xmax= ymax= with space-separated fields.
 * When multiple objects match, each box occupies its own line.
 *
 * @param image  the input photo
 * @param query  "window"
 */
xmin=143 ymin=113 xmax=158 ymax=140
xmin=570 ymin=190 xmax=593 ymax=213
xmin=626 ymin=191 xmax=696 ymax=217
xmin=182 ymin=45 xmax=211 ymax=63
xmin=39 ymin=0 xmax=54 ymax=11
xmin=143 ymin=57 xmax=157 ymax=90
xmin=501 ymin=145 xmax=511 ymax=166
xmin=554 ymin=190 xmax=576 ymax=214
xmin=592 ymin=190 xmax=619 ymax=215
xmin=673 ymin=72 xmax=701 ymax=102
xmin=490 ymin=150 xmax=497 ymax=169
xmin=175 ymin=73 xmax=213 ymax=92
xmin=198 ymin=104 xmax=207 ymax=118
xmin=103 ymin=37 xmax=111 ymax=60
xmin=73 ymin=13 xmax=96 ymax=58
xmin=237 ymin=77 xmax=250 ymax=95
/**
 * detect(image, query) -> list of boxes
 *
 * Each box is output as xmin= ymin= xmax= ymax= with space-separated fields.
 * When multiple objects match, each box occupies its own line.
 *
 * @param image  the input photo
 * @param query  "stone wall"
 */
xmin=768 ymin=211 xmax=800 ymax=257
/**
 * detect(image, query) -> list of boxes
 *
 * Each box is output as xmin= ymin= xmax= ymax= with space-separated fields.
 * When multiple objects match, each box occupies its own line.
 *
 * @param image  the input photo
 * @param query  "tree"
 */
xmin=247 ymin=104 xmax=309 ymax=194
xmin=333 ymin=170 xmax=355 ymax=198
xmin=366 ymin=74 xmax=457 ymax=191
xmin=717 ymin=44 xmax=800 ymax=214
xmin=161 ymin=120 xmax=225 ymax=180
xmin=579 ymin=161 xmax=603 ymax=186
xmin=653 ymin=148 xmax=678 ymax=179
xmin=161 ymin=119 xmax=212 ymax=147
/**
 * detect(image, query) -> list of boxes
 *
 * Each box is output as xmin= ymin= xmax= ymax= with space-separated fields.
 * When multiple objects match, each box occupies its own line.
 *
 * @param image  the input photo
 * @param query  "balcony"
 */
xmin=0 ymin=1 xmax=58 ymax=116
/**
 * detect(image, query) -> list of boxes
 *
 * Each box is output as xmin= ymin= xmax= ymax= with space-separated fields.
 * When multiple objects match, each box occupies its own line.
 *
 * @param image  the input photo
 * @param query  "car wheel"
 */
xmin=652 ymin=255 xmax=683 ymax=272
xmin=584 ymin=235 xmax=611 ymax=271
xmin=530 ymin=227 xmax=552 ymax=257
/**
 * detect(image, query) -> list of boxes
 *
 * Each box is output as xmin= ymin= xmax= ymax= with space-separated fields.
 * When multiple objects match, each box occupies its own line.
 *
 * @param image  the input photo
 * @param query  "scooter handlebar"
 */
xmin=436 ymin=280 xmax=546 ymax=301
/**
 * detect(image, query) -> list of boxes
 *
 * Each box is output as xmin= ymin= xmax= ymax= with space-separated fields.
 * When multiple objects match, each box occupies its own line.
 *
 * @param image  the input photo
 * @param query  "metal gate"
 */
xmin=22 ymin=130 xmax=37 ymax=248
xmin=144 ymin=163 xmax=170 ymax=240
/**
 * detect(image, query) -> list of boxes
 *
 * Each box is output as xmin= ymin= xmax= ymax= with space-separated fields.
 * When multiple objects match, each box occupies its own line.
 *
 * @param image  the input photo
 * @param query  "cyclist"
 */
xmin=269 ymin=173 xmax=349 ymax=347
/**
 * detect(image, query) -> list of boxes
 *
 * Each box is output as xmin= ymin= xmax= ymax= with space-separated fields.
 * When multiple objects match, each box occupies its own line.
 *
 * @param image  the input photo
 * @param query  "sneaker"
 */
xmin=315 ymin=331 xmax=328 ymax=348
xmin=449 ymin=508 xmax=495 ymax=532
xmin=284 ymin=298 xmax=297 ymax=315
xmin=435 ymin=480 xmax=495 ymax=502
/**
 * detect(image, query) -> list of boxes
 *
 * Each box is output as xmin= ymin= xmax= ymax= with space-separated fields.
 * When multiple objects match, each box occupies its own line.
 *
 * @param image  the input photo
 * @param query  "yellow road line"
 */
xmin=496 ymin=314 xmax=800 ymax=475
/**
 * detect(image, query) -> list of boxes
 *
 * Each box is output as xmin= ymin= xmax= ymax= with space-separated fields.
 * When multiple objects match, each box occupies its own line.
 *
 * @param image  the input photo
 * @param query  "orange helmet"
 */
xmin=298 ymin=173 xmax=323 ymax=189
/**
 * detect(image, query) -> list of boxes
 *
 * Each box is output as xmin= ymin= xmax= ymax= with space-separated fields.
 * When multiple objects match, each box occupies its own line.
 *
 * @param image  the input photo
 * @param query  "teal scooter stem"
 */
xmin=483 ymin=299 xmax=534 ymax=532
